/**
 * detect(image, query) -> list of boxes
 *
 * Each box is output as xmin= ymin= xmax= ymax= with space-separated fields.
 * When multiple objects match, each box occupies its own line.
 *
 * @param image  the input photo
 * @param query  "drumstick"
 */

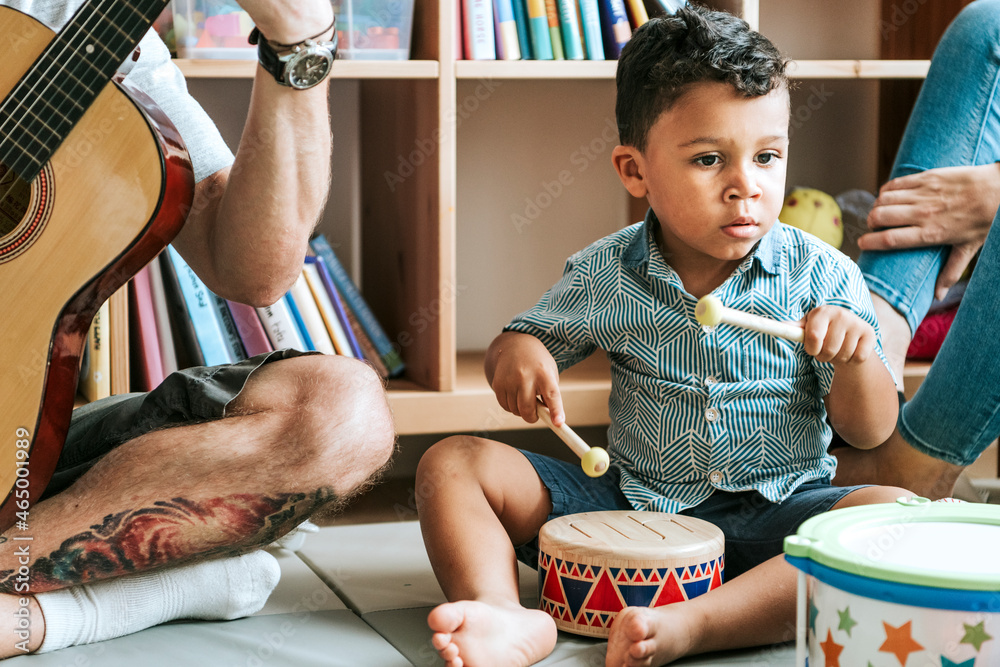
xmin=695 ymin=295 xmax=804 ymax=343
xmin=536 ymin=401 xmax=610 ymax=478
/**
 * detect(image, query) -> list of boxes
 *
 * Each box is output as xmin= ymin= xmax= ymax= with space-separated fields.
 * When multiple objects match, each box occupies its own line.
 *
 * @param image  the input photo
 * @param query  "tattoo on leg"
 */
xmin=0 ymin=487 xmax=337 ymax=593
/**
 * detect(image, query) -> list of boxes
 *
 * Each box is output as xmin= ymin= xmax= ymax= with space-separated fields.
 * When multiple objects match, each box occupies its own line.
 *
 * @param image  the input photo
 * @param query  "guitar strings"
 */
xmin=0 ymin=1 xmax=162 ymax=208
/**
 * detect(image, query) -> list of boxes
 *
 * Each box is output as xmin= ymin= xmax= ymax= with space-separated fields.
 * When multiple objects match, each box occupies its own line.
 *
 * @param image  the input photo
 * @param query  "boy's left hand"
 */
xmin=801 ymin=305 xmax=876 ymax=365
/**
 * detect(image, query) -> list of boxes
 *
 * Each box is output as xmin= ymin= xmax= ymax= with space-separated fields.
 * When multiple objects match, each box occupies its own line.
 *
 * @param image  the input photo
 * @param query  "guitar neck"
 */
xmin=0 ymin=0 xmax=170 ymax=181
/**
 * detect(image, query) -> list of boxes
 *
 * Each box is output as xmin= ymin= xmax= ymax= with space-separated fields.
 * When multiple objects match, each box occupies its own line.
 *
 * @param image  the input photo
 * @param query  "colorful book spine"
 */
xmin=158 ymin=250 xmax=205 ymax=369
xmin=146 ymin=255 xmax=179 ymax=376
xmin=302 ymin=257 xmax=362 ymax=359
xmin=256 ymin=296 xmax=308 ymax=353
xmin=165 ymin=246 xmax=234 ymax=367
xmin=108 ymin=285 xmax=130 ymax=395
xmin=493 ymin=0 xmax=521 ymax=59
xmin=307 ymin=256 xmax=364 ymax=359
xmin=624 ymin=0 xmax=648 ymax=29
xmin=309 ymin=235 xmax=405 ymax=378
xmin=130 ymin=266 xmax=165 ymax=391
xmin=343 ymin=303 xmax=390 ymax=379
xmin=577 ymin=0 xmax=604 ymax=60
xmin=556 ymin=0 xmax=584 ymax=59
xmin=463 ymin=0 xmax=497 ymax=59
xmin=211 ymin=294 xmax=248 ymax=362
xmin=80 ymin=301 xmax=111 ymax=402
xmin=525 ymin=0 xmax=553 ymax=59
xmin=597 ymin=0 xmax=631 ymax=58
xmin=289 ymin=271 xmax=336 ymax=355
xmin=543 ymin=0 xmax=564 ymax=59
xmin=510 ymin=0 xmax=533 ymax=59
xmin=226 ymin=300 xmax=274 ymax=357
xmin=283 ymin=289 xmax=317 ymax=352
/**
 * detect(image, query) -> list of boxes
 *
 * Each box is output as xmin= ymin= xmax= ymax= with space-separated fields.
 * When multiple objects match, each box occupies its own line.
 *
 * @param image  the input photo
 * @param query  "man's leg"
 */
xmin=0 ymin=354 xmax=394 ymax=653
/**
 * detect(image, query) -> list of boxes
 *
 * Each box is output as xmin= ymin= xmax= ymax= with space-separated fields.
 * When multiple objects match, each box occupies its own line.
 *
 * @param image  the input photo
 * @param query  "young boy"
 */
xmin=417 ymin=6 xmax=907 ymax=666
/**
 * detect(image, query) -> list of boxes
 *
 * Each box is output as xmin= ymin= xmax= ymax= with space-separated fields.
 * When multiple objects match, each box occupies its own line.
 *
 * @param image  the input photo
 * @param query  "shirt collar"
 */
xmin=622 ymin=208 xmax=784 ymax=276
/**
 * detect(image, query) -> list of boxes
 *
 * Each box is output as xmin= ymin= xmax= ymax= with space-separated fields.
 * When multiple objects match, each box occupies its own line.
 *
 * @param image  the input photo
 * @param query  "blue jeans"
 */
xmin=858 ymin=0 xmax=1000 ymax=465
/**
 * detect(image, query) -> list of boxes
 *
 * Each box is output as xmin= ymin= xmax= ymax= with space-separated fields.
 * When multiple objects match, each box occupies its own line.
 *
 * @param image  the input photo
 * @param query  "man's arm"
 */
xmin=171 ymin=1 xmax=335 ymax=307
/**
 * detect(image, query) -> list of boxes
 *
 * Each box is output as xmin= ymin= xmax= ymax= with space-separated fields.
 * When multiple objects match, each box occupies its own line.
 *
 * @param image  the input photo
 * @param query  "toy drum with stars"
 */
xmin=536 ymin=511 xmax=724 ymax=638
xmin=784 ymin=498 xmax=1000 ymax=667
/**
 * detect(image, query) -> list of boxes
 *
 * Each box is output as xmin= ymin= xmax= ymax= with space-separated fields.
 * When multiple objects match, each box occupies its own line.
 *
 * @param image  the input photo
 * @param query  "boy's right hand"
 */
xmin=486 ymin=332 xmax=565 ymax=426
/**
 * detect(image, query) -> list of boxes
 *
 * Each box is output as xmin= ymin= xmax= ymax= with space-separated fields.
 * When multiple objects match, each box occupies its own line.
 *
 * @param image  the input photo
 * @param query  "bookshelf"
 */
xmin=165 ymin=0 xmax=947 ymax=436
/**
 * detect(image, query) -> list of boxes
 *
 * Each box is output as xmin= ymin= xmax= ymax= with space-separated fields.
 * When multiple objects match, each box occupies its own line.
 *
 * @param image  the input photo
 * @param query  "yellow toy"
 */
xmin=779 ymin=187 xmax=843 ymax=248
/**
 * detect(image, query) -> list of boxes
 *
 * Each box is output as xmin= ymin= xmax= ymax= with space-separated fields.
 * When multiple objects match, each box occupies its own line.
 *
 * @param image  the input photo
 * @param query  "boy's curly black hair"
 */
xmin=616 ymin=4 xmax=789 ymax=151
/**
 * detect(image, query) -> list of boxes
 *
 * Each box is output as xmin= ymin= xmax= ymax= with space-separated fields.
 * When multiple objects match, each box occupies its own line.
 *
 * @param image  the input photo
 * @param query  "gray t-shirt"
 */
xmin=4 ymin=0 xmax=235 ymax=183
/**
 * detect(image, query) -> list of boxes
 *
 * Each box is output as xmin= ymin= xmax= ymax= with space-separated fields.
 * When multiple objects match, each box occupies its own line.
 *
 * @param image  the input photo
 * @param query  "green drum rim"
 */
xmin=783 ymin=497 xmax=1000 ymax=591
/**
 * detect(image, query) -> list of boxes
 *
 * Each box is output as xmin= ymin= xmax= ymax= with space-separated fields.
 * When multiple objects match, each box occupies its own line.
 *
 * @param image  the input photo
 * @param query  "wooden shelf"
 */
xmin=385 ymin=354 xmax=934 ymax=435
xmin=455 ymin=59 xmax=930 ymax=80
xmin=386 ymin=352 xmax=612 ymax=435
xmin=174 ymin=59 xmax=440 ymax=79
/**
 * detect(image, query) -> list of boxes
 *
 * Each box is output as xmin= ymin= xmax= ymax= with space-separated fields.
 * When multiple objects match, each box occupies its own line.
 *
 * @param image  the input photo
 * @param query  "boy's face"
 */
xmin=628 ymin=82 xmax=789 ymax=274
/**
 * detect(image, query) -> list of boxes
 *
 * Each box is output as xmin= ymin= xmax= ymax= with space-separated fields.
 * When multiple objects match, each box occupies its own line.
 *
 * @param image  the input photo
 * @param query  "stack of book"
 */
xmin=79 ymin=234 xmax=404 ymax=400
xmin=461 ymin=0 xmax=685 ymax=60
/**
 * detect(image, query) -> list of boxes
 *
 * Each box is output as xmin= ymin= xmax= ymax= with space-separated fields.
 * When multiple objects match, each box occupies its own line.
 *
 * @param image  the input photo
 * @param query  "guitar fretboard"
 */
xmin=0 ymin=0 xmax=170 ymax=181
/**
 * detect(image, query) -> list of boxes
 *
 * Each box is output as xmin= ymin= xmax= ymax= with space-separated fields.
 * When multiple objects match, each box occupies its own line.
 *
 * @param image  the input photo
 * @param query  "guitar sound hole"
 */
xmin=0 ymin=163 xmax=31 ymax=240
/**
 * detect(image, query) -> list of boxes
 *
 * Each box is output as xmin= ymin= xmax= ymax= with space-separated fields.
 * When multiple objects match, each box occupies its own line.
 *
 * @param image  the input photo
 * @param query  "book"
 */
xmin=158 ymin=250 xmax=205 ymax=369
xmin=343 ymin=302 xmax=390 ymax=378
xmin=493 ymin=0 xmax=521 ymax=59
xmin=146 ymin=254 xmax=179 ymax=376
xmin=80 ymin=301 xmax=111 ymax=402
xmin=226 ymin=300 xmax=274 ymax=357
xmin=624 ymin=0 xmax=648 ymax=28
xmin=289 ymin=271 xmax=336 ymax=355
xmin=164 ymin=246 xmax=234 ymax=367
xmin=108 ymin=285 xmax=130 ymax=395
xmin=129 ymin=265 xmax=165 ymax=391
xmin=463 ymin=0 xmax=497 ymax=59
xmin=577 ymin=0 xmax=604 ymax=59
xmin=302 ymin=259 xmax=352 ymax=357
xmin=510 ymin=0 xmax=533 ymax=58
xmin=525 ymin=0 xmax=554 ymax=59
xmin=211 ymin=294 xmax=248 ymax=362
xmin=543 ymin=0 xmax=565 ymax=59
xmin=598 ymin=0 xmax=631 ymax=58
xmin=556 ymin=0 xmax=584 ymax=59
xmin=309 ymin=235 xmax=405 ymax=377
xmin=256 ymin=296 xmax=308 ymax=353
xmin=283 ymin=288 xmax=317 ymax=352
xmin=306 ymin=256 xmax=363 ymax=358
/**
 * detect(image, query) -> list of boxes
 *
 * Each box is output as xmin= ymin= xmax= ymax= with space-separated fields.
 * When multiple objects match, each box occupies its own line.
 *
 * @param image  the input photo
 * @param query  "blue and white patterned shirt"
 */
xmin=505 ymin=212 xmax=892 ymax=513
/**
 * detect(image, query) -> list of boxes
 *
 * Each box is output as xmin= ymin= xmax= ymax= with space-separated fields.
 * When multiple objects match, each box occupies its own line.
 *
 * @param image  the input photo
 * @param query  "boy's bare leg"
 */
xmin=605 ymin=485 xmax=908 ymax=667
xmin=417 ymin=436 xmax=558 ymax=667
xmin=833 ymin=294 xmax=964 ymax=498
xmin=0 ymin=355 xmax=395 ymax=657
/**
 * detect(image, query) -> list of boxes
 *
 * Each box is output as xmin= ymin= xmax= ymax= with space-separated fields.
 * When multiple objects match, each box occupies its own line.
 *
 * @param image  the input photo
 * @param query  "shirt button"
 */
xmin=701 ymin=325 xmax=716 ymax=335
xmin=705 ymin=376 xmax=718 ymax=387
xmin=709 ymin=470 xmax=723 ymax=484
xmin=704 ymin=407 xmax=720 ymax=422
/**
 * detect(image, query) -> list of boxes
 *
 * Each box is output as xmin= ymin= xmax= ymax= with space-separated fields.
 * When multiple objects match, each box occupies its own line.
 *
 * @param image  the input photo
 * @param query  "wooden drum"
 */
xmin=537 ymin=511 xmax=725 ymax=638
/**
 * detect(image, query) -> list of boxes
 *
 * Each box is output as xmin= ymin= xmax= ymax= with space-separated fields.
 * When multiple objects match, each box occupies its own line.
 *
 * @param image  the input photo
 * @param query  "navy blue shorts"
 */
xmin=44 ymin=349 xmax=312 ymax=499
xmin=515 ymin=449 xmax=866 ymax=579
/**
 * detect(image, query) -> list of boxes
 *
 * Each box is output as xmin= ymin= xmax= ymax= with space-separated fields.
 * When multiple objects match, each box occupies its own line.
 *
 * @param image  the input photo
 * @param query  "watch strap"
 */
xmin=249 ymin=18 xmax=337 ymax=88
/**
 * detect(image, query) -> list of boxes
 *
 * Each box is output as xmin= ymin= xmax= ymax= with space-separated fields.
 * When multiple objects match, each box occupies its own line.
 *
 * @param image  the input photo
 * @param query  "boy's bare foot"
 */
xmin=605 ymin=605 xmax=695 ymax=667
xmin=427 ymin=599 xmax=558 ymax=667
xmin=833 ymin=428 xmax=964 ymax=499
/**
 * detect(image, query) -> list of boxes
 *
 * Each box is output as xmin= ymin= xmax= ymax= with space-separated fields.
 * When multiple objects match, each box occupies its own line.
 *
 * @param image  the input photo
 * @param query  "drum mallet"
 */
xmin=695 ymin=295 xmax=804 ymax=343
xmin=536 ymin=401 xmax=610 ymax=478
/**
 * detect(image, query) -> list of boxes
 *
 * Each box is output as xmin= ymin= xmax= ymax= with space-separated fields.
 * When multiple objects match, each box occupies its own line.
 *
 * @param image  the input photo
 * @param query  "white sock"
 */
xmin=34 ymin=550 xmax=280 ymax=653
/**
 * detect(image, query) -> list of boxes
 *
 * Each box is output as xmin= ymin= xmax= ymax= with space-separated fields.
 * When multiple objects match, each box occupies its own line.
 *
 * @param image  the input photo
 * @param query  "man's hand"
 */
xmin=802 ymin=305 xmax=877 ymax=366
xmin=485 ymin=333 xmax=564 ymax=426
xmin=858 ymin=163 xmax=1000 ymax=300
xmin=235 ymin=0 xmax=335 ymax=43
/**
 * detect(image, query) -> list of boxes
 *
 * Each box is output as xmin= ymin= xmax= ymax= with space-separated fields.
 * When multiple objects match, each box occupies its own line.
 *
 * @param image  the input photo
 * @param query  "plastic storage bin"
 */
xmin=172 ymin=0 xmax=414 ymax=61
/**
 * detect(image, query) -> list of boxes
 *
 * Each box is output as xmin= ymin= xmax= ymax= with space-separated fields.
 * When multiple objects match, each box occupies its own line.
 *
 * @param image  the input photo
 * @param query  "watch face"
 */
xmin=288 ymin=50 xmax=334 ymax=89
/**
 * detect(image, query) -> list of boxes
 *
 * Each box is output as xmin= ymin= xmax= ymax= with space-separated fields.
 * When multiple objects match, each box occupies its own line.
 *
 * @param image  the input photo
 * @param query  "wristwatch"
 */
xmin=249 ymin=19 xmax=338 ymax=90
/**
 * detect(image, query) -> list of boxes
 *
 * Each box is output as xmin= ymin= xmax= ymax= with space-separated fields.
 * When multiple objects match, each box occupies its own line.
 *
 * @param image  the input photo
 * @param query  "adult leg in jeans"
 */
xmin=835 ymin=0 xmax=1000 ymax=497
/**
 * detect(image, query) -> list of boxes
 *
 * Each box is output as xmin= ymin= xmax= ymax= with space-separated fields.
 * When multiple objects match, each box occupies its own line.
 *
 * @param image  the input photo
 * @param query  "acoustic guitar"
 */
xmin=0 ymin=1 xmax=193 ymax=530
